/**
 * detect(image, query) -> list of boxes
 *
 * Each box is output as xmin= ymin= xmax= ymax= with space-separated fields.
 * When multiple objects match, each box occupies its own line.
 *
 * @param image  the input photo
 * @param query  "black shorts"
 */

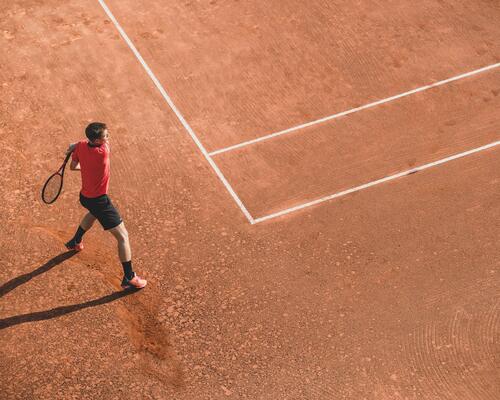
xmin=79 ymin=193 xmax=123 ymax=230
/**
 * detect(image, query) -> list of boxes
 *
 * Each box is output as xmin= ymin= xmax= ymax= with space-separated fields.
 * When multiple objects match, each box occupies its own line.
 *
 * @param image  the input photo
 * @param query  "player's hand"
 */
xmin=66 ymin=143 xmax=77 ymax=155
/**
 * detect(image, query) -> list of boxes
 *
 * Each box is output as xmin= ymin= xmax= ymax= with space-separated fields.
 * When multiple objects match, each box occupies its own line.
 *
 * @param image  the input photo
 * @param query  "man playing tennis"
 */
xmin=65 ymin=122 xmax=147 ymax=289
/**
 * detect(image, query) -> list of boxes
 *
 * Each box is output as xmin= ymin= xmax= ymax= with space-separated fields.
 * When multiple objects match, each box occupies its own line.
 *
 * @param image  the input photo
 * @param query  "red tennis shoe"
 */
xmin=65 ymin=240 xmax=84 ymax=252
xmin=121 ymin=273 xmax=147 ymax=290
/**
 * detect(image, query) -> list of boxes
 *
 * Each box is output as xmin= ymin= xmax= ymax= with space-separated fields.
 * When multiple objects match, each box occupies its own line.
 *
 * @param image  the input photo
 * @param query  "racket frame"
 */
xmin=41 ymin=151 xmax=73 ymax=204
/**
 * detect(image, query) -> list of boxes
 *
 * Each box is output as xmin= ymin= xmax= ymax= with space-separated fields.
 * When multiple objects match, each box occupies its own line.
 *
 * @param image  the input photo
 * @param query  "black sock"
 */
xmin=71 ymin=226 xmax=86 ymax=244
xmin=122 ymin=261 xmax=134 ymax=280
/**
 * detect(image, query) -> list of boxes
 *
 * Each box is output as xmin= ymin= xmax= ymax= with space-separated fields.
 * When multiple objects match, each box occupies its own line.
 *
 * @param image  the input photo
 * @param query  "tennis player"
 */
xmin=65 ymin=122 xmax=147 ymax=289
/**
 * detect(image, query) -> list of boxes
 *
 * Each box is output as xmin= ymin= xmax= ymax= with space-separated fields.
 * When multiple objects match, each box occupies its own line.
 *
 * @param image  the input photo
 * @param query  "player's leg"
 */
xmin=108 ymin=221 xmax=131 ymax=262
xmin=66 ymin=212 xmax=96 ymax=251
xmin=109 ymin=222 xmax=147 ymax=289
xmin=80 ymin=212 xmax=97 ymax=230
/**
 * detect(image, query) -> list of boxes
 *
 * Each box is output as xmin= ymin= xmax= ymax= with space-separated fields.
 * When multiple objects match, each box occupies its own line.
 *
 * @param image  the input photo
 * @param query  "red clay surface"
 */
xmin=1 ymin=1 xmax=499 ymax=400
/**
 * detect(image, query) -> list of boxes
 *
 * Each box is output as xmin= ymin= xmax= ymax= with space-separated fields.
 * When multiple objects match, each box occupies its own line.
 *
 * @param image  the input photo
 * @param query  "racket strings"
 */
xmin=42 ymin=174 xmax=63 ymax=204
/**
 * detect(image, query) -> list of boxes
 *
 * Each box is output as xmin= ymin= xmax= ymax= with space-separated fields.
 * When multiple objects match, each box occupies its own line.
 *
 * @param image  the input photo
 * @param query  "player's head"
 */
xmin=85 ymin=122 xmax=109 ymax=144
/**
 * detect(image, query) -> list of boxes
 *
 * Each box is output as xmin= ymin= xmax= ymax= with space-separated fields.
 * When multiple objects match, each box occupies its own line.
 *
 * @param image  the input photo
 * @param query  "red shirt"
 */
xmin=72 ymin=140 xmax=110 ymax=198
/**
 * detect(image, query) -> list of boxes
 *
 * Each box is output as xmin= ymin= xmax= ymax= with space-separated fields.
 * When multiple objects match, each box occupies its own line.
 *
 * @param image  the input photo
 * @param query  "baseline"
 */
xmin=253 ymin=141 xmax=500 ymax=224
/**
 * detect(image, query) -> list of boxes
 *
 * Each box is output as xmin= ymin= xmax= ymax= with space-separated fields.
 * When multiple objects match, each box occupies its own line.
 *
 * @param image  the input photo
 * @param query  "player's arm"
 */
xmin=70 ymin=160 xmax=80 ymax=170
xmin=66 ymin=142 xmax=80 ymax=170
xmin=66 ymin=142 xmax=77 ymax=155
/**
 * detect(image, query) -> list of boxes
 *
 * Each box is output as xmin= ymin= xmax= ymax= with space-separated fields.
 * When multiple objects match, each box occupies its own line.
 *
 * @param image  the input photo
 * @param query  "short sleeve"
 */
xmin=71 ymin=142 xmax=81 ymax=162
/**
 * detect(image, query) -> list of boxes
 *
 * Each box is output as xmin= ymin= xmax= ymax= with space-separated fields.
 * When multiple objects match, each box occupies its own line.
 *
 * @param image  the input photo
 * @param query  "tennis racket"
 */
xmin=41 ymin=152 xmax=72 ymax=204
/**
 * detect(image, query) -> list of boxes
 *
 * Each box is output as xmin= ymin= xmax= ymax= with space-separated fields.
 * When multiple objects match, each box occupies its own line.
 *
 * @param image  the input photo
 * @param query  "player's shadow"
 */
xmin=0 ymin=289 xmax=136 ymax=330
xmin=0 ymin=251 xmax=138 ymax=330
xmin=0 ymin=250 xmax=77 ymax=298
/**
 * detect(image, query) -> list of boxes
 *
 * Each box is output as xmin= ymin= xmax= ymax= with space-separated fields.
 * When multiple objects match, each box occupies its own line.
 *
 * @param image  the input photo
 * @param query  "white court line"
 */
xmin=97 ymin=0 xmax=255 ymax=224
xmin=209 ymin=62 xmax=500 ymax=156
xmin=252 ymin=141 xmax=500 ymax=224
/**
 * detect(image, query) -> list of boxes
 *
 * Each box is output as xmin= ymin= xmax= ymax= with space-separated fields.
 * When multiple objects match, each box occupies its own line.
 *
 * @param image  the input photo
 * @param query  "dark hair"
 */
xmin=85 ymin=122 xmax=107 ymax=142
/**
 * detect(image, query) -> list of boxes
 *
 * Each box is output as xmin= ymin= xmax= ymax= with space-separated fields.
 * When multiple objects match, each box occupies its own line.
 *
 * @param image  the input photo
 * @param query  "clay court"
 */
xmin=1 ymin=0 xmax=499 ymax=399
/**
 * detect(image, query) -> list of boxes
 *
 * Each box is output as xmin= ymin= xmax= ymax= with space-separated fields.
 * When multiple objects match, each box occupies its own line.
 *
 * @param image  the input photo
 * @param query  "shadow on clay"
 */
xmin=0 ymin=250 xmax=139 ymax=330
xmin=0 ymin=287 xmax=138 ymax=330
xmin=0 ymin=250 xmax=77 ymax=298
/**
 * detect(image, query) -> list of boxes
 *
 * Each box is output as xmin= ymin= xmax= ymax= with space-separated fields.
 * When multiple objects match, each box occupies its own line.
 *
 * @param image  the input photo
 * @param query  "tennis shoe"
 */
xmin=65 ymin=239 xmax=84 ymax=252
xmin=121 ymin=273 xmax=147 ymax=290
